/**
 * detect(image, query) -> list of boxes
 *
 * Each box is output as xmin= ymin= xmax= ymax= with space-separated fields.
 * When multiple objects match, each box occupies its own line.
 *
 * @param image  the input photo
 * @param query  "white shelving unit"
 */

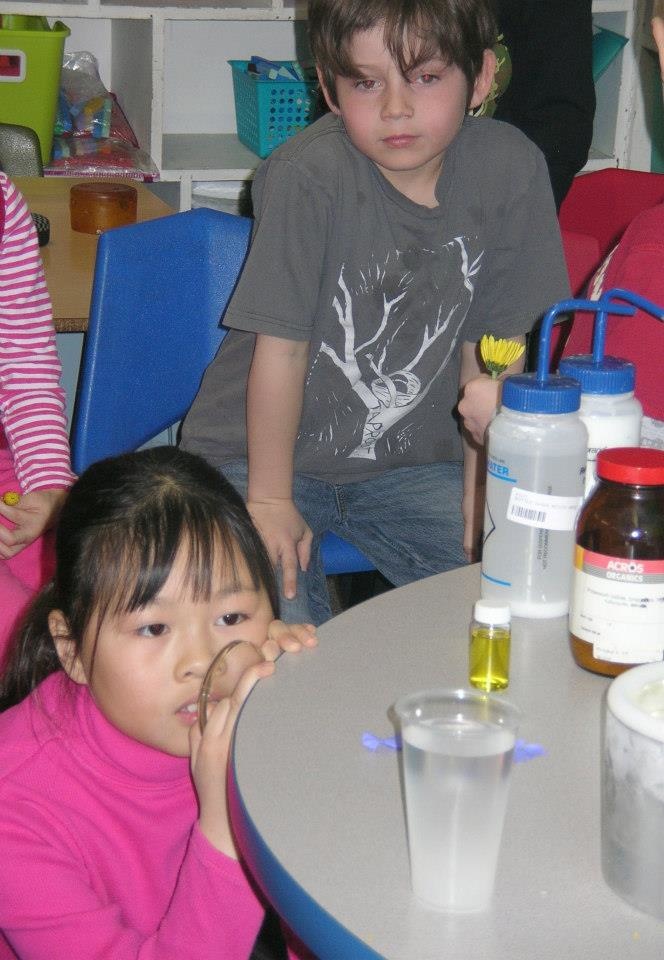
xmin=590 ymin=0 xmax=645 ymax=172
xmin=4 ymin=0 xmax=648 ymax=208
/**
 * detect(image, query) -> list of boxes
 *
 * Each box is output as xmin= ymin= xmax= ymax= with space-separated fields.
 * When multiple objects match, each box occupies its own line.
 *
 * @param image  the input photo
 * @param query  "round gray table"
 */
xmin=230 ymin=564 xmax=664 ymax=959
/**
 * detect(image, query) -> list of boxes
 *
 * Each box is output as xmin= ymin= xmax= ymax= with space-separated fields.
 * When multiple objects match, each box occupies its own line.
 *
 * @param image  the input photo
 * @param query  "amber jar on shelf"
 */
xmin=569 ymin=447 xmax=664 ymax=676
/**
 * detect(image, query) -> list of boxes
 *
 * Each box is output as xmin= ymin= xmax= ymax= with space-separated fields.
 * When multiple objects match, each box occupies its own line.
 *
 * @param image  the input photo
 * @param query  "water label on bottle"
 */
xmin=570 ymin=547 xmax=664 ymax=662
xmin=506 ymin=487 xmax=582 ymax=531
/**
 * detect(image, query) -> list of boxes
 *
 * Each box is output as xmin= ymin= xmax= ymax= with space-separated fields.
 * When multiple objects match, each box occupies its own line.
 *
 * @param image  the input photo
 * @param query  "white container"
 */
xmin=481 ymin=374 xmax=587 ymax=619
xmin=191 ymin=180 xmax=250 ymax=216
xmin=602 ymin=662 xmax=664 ymax=920
xmin=558 ymin=355 xmax=642 ymax=499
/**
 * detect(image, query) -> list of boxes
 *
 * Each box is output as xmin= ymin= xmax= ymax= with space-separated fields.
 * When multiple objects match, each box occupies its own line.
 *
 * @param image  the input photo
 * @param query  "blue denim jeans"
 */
xmin=220 ymin=459 xmax=467 ymax=625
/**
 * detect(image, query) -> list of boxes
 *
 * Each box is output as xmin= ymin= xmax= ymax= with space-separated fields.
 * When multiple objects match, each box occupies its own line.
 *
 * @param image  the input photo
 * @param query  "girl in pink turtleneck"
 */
xmin=0 ymin=446 xmax=316 ymax=960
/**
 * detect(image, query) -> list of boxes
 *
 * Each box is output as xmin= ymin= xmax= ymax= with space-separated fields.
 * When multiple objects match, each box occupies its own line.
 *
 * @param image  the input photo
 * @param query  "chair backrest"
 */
xmin=0 ymin=122 xmax=43 ymax=176
xmin=71 ymin=207 xmax=252 ymax=475
xmin=560 ymin=168 xmax=664 ymax=275
xmin=552 ymin=169 xmax=664 ymax=365
xmin=71 ymin=205 xmax=375 ymax=579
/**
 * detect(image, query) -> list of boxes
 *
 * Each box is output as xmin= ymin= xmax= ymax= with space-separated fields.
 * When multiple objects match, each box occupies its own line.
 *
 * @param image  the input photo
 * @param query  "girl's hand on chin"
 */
xmin=192 ymin=622 xmax=316 ymax=855
xmin=261 ymin=618 xmax=318 ymax=659
xmin=191 ymin=656 xmax=275 ymax=858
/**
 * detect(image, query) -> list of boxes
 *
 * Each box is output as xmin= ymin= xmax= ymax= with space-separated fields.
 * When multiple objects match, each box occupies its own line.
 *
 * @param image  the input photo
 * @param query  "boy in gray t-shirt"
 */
xmin=181 ymin=0 xmax=570 ymax=624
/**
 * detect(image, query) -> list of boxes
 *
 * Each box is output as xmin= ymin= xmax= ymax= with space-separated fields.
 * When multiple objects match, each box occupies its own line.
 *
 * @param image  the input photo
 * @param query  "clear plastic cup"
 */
xmin=394 ymin=688 xmax=522 ymax=912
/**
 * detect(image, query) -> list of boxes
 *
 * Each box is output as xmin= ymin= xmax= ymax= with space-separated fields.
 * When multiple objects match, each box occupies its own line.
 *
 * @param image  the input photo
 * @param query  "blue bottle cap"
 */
xmin=501 ymin=373 xmax=581 ymax=414
xmin=558 ymin=355 xmax=635 ymax=395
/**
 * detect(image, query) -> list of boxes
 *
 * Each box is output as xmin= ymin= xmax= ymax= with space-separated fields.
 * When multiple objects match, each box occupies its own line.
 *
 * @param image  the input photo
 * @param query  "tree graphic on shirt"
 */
xmin=318 ymin=236 xmax=481 ymax=460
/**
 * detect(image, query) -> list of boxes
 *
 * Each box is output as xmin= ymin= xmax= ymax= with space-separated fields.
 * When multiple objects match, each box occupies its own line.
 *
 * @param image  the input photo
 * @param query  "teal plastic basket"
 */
xmin=229 ymin=60 xmax=319 ymax=158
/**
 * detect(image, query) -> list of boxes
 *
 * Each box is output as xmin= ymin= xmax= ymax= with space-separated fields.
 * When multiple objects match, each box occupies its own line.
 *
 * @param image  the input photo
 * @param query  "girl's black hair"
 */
xmin=0 ymin=446 xmax=278 ymax=711
xmin=309 ymin=0 xmax=497 ymax=106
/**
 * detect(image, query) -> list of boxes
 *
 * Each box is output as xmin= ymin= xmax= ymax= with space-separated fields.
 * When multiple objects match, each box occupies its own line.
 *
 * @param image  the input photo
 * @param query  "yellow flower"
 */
xmin=2 ymin=491 xmax=20 ymax=506
xmin=480 ymin=334 xmax=525 ymax=378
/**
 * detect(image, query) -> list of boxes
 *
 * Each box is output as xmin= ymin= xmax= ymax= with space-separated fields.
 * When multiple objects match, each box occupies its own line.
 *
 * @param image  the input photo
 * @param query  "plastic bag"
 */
xmin=46 ymin=137 xmax=159 ymax=181
xmin=50 ymin=50 xmax=153 ymax=179
xmin=59 ymin=51 xmax=113 ymax=139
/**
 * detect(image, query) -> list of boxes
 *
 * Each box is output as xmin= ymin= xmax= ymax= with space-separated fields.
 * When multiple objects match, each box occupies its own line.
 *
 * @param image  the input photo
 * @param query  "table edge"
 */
xmin=230 ymin=734 xmax=384 ymax=960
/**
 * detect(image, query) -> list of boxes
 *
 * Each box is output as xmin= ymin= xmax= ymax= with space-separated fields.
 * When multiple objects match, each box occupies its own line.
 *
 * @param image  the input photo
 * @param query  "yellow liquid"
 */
xmin=469 ymin=627 xmax=510 ymax=691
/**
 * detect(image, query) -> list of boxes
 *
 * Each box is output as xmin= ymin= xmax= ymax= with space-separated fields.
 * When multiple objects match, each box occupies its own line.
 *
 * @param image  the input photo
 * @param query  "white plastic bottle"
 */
xmin=558 ymin=357 xmax=642 ymax=500
xmin=480 ymin=373 xmax=587 ymax=619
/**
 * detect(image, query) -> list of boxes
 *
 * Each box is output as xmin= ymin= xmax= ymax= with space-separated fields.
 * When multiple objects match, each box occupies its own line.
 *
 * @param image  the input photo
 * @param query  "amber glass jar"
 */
xmin=569 ymin=447 xmax=664 ymax=676
xmin=70 ymin=182 xmax=137 ymax=234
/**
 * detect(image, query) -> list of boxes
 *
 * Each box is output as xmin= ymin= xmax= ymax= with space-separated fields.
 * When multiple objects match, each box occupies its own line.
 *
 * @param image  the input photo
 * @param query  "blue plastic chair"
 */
xmin=70 ymin=207 xmax=374 ymax=577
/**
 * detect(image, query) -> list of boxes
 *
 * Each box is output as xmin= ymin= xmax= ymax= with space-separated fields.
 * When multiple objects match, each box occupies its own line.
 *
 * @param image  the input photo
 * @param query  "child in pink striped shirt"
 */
xmin=0 ymin=172 xmax=75 ymax=667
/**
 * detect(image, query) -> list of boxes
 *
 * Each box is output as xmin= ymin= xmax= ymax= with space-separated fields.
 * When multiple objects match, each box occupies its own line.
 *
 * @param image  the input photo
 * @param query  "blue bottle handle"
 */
xmin=594 ymin=288 xmax=664 ymax=364
xmin=535 ymin=297 xmax=634 ymax=383
xmin=534 ymin=288 xmax=664 ymax=383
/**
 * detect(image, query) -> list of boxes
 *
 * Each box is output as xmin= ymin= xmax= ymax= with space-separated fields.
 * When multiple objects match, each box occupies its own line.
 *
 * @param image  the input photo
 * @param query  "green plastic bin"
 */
xmin=0 ymin=17 xmax=70 ymax=164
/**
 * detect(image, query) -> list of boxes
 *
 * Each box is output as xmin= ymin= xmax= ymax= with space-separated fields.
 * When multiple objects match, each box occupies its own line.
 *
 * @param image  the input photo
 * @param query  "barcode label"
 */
xmin=507 ymin=487 xmax=582 ymax=531
xmin=511 ymin=505 xmax=546 ymax=524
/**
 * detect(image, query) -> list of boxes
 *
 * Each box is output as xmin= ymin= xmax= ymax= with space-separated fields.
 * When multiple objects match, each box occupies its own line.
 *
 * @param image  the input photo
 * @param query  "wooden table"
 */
xmin=15 ymin=177 xmax=174 ymax=333
xmin=231 ymin=564 xmax=664 ymax=960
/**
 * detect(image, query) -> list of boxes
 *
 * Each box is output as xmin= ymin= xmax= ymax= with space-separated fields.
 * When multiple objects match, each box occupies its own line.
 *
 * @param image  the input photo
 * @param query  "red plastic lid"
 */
xmin=597 ymin=447 xmax=664 ymax=485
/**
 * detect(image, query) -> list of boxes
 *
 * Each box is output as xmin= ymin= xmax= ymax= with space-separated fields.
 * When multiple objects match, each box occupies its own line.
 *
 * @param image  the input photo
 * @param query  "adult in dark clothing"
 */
xmin=493 ymin=0 xmax=596 ymax=210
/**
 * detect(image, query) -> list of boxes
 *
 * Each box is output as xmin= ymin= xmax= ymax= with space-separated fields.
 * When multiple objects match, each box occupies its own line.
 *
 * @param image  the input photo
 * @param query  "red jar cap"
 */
xmin=597 ymin=447 xmax=664 ymax=485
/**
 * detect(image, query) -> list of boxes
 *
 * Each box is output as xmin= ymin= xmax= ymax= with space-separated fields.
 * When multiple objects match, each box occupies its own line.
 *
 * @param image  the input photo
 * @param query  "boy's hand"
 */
xmin=0 ymin=488 xmax=67 ymax=559
xmin=262 ymin=619 xmax=318 ymax=658
xmin=247 ymin=497 xmax=313 ymax=601
xmin=458 ymin=337 xmax=525 ymax=445
xmin=457 ymin=374 xmax=501 ymax=445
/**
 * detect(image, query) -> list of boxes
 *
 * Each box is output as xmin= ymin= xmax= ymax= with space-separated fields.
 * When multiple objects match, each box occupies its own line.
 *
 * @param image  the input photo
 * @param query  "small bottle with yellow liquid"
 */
xmin=469 ymin=600 xmax=511 ymax=691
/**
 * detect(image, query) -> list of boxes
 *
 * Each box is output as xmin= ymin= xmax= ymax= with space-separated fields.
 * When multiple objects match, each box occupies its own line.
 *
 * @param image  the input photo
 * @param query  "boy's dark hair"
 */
xmin=0 ymin=446 xmax=278 ymax=711
xmin=309 ymin=0 xmax=497 ymax=106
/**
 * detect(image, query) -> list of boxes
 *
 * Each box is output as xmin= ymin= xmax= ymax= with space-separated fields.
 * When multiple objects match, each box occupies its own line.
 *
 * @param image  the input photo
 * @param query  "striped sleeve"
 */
xmin=0 ymin=173 xmax=75 ymax=492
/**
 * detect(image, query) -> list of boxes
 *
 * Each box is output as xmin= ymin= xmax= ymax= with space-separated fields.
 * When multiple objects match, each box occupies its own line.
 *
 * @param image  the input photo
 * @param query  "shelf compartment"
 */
xmin=100 ymin=0 xmax=278 ymax=12
xmin=161 ymin=132 xmax=259 ymax=178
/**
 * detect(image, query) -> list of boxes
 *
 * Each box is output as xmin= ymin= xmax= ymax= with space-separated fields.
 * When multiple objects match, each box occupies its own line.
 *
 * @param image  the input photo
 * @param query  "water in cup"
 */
xmin=395 ymin=689 xmax=521 ymax=912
